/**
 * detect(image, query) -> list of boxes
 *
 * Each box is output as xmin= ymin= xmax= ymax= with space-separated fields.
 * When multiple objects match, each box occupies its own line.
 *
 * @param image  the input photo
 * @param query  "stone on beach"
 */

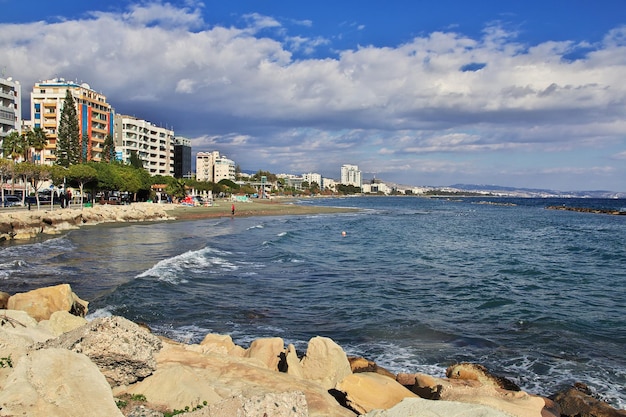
xmin=7 ymin=283 xmax=88 ymax=321
xmin=299 ymin=336 xmax=353 ymax=390
xmin=335 ymin=372 xmax=418 ymax=414
xmin=362 ymin=397 xmax=517 ymax=417
xmin=39 ymin=315 xmax=162 ymax=387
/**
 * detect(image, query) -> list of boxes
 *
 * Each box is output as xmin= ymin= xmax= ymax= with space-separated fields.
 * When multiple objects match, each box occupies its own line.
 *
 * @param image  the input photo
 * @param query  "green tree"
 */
xmin=166 ymin=178 xmax=187 ymax=200
xmin=57 ymin=89 xmax=80 ymax=167
xmin=128 ymin=150 xmax=144 ymax=169
xmin=102 ymin=134 xmax=115 ymax=163
xmin=15 ymin=163 xmax=52 ymax=209
xmin=26 ymin=127 xmax=48 ymax=164
xmin=0 ymin=159 xmax=14 ymax=202
xmin=2 ymin=131 xmax=24 ymax=162
xmin=68 ymin=164 xmax=98 ymax=206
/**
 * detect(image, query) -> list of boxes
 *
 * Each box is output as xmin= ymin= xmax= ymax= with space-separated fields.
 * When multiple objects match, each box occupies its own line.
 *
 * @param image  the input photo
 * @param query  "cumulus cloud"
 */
xmin=1 ymin=2 xmax=625 ymax=190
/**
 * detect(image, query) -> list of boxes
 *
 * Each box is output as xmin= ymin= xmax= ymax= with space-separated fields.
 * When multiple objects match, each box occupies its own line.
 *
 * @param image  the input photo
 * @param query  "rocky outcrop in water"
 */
xmin=1 ymin=284 xmax=625 ymax=417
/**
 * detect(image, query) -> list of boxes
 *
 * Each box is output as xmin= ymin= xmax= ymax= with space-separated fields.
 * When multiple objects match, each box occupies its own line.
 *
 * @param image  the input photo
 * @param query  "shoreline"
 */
xmin=0 ymin=198 xmax=358 ymax=242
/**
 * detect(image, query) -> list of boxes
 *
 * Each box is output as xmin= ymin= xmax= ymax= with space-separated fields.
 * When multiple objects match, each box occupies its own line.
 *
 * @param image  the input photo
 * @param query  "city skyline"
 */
xmin=1 ymin=1 xmax=625 ymax=191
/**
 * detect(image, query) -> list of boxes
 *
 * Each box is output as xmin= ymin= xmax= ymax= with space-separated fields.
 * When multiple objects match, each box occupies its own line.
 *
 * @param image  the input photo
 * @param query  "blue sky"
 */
xmin=1 ymin=0 xmax=625 ymax=191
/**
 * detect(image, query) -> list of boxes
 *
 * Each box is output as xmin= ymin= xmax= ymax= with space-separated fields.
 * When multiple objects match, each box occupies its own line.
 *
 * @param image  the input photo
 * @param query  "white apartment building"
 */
xmin=196 ymin=151 xmax=236 ymax=182
xmin=113 ymin=114 xmax=174 ymax=176
xmin=303 ymin=172 xmax=322 ymax=187
xmin=0 ymin=77 xmax=22 ymax=150
xmin=31 ymin=78 xmax=114 ymax=165
xmin=340 ymin=164 xmax=362 ymax=188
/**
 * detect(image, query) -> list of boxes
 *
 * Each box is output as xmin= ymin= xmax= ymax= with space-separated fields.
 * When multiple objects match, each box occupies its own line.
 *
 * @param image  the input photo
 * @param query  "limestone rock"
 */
xmin=37 ymin=310 xmax=88 ymax=336
xmin=335 ymin=372 xmax=418 ymax=414
xmin=197 ymin=333 xmax=245 ymax=357
xmin=244 ymin=336 xmax=284 ymax=370
xmin=411 ymin=372 xmax=557 ymax=417
xmin=363 ymin=397 xmax=516 ymax=417
xmin=0 ymin=292 xmax=9 ymax=309
xmin=300 ymin=336 xmax=353 ymax=390
xmin=0 ymin=347 xmax=124 ymax=417
xmin=551 ymin=383 xmax=626 ymax=417
xmin=349 ymin=356 xmax=395 ymax=379
xmin=118 ymin=340 xmax=356 ymax=417
xmin=285 ymin=343 xmax=305 ymax=378
xmin=0 ymin=309 xmax=55 ymax=369
xmin=184 ymin=391 xmax=309 ymax=417
xmin=39 ymin=315 xmax=162 ymax=386
xmin=447 ymin=362 xmax=521 ymax=391
xmin=7 ymin=283 xmax=88 ymax=321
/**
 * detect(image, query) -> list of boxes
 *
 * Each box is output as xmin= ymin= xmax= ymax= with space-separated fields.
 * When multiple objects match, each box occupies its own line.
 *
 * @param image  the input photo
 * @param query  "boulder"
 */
xmin=244 ymin=336 xmax=284 ymax=370
xmin=285 ymin=343 xmax=305 ymax=378
xmin=335 ymin=372 xmax=418 ymax=414
xmin=363 ymin=397 xmax=516 ymax=417
xmin=300 ymin=336 xmax=353 ymax=390
xmin=0 ymin=347 xmax=124 ymax=417
xmin=7 ymin=283 xmax=88 ymax=321
xmin=37 ymin=310 xmax=88 ymax=336
xmin=0 ymin=309 xmax=55 ymax=371
xmin=117 ymin=340 xmax=356 ymax=417
xmin=196 ymin=333 xmax=245 ymax=357
xmin=39 ymin=315 xmax=162 ymax=386
xmin=410 ymin=372 xmax=558 ymax=417
xmin=551 ymin=383 xmax=626 ymax=417
xmin=349 ymin=356 xmax=395 ymax=378
xmin=447 ymin=363 xmax=521 ymax=391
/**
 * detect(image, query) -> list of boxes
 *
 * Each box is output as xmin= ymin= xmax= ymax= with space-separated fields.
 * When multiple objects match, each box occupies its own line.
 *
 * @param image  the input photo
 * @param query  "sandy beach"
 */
xmin=162 ymin=198 xmax=357 ymax=221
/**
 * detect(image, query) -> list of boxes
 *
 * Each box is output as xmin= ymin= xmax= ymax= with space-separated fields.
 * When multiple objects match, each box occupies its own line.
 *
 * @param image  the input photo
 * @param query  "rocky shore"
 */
xmin=1 ymin=284 xmax=625 ymax=417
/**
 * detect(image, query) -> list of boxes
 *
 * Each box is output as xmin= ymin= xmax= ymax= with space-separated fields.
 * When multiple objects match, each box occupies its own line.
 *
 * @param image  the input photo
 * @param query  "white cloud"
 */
xmin=1 ymin=3 xmax=625 ymax=190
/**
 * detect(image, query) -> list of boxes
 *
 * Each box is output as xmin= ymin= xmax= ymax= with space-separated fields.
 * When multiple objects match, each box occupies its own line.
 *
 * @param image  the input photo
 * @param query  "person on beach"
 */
xmin=231 ymin=203 xmax=235 ymax=216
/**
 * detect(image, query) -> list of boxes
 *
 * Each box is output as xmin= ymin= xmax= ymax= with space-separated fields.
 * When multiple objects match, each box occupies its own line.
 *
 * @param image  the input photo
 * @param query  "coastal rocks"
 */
xmin=117 ymin=339 xmax=356 ymax=417
xmin=183 ymin=391 xmax=309 ymax=417
xmin=298 ymin=336 xmax=353 ymax=390
xmin=335 ymin=372 xmax=418 ymax=414
xmin=349 ymin=356 xmax=396 ymax=378
xmin=362 ymin=397 xmax=516 ymax=417
xmin=403 ymin=371 xmax=558 ymax=417
xmin=7 ymin=283 xmax=88 ymax=321
xmin=447 ymin=362 xmax=521 ymax=391
xmin=39 ymin=316 xmax=162 ymax=386
xmin=0 ymin=347 xmax=124 ymax=417
xmin=0 ymin=291 xmax=9 ymax=309
xmin=244 ymin=336 xmax=285 ymax=370
xmin=551 ymin=383 xmax=626 ymax=417
xmin=0 ymin=202 xmax=174 ymax=241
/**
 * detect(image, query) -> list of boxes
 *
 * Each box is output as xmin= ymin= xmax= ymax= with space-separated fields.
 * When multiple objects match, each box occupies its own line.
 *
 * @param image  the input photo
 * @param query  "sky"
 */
xmin=1 ymin=0 xmax=625 ymax=192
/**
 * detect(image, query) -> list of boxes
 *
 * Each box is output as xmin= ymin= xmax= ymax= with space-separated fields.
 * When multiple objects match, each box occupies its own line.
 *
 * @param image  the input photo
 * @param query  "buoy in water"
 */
xmin=341 ymin=231 xmax=347 ymax=237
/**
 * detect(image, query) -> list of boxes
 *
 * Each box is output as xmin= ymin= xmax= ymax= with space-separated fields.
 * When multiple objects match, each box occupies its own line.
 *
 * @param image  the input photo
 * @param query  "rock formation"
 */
xmin=1 ymin=283 xmax=625 ymax=417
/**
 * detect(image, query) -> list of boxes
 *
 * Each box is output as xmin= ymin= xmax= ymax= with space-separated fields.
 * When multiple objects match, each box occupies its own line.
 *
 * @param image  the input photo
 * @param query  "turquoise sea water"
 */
xmin=1 ymin=196 xmax=625 ymax=408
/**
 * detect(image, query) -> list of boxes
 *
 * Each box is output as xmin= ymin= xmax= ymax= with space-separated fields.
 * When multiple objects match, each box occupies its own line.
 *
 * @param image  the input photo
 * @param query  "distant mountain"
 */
xmin=448 ymin=184 xmax=626 ymax=199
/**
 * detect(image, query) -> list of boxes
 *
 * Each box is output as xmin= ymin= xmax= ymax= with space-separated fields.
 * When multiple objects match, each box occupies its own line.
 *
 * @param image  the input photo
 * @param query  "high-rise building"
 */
xmin=30 ymin=78 xmax=114 ymax=165
xmin=173 ymin=136 xmax=192 ymax=179
xmin=0 ymin=76 xmax=22 ymax=154
xmin=113 ymin=114 xmax=175 ymax=176
xmin=196 ymin=151 xmax=235 ymax=182
xmin=341 ymin=164 xmax=362 ymax=188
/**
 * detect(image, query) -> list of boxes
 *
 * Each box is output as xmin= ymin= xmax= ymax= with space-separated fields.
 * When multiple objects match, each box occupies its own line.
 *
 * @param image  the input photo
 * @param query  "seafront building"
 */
xmin=303 ymin=172 xmax=323 ymax=188
xmin=196 ymin=151 xmax=236 ymax=182
xmin=113 ymin=114 xmax=175 ymax=176
xmin=30 ymin=78 xmax=114 ymax=165
xmin=173 ymin=136 xmax=192 ymax=179
xmin=340 ymin=164 xmax=362 ymax=188
xmin=0 ymin=76 xmax=22 ymax=152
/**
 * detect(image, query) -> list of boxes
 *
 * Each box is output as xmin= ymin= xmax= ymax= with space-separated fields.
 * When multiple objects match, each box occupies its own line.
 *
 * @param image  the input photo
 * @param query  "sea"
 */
xmin=1 ymin=196 xmax=625 ymax=409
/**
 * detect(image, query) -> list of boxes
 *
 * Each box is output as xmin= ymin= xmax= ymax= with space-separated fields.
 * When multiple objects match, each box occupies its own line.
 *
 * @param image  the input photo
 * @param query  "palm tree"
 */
xmin=2 ymin=131 xmax=24 ymax=162
xmin=27 ymin=127 xmax=48 ymax=164
xmin=0 ymin=159 xmax=14 ymax=203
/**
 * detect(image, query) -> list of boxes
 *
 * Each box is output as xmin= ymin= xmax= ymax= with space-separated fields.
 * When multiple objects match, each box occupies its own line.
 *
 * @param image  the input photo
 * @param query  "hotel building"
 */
xmin=30 ymin=78 xmax=114 ymax=165
xmin=113 ymin=114 xmax=175 ymax=176
xmin=340 ymin=164 xmax=362 ymax=188
xmin=196 ymin=151 xmax=236 ymax=182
